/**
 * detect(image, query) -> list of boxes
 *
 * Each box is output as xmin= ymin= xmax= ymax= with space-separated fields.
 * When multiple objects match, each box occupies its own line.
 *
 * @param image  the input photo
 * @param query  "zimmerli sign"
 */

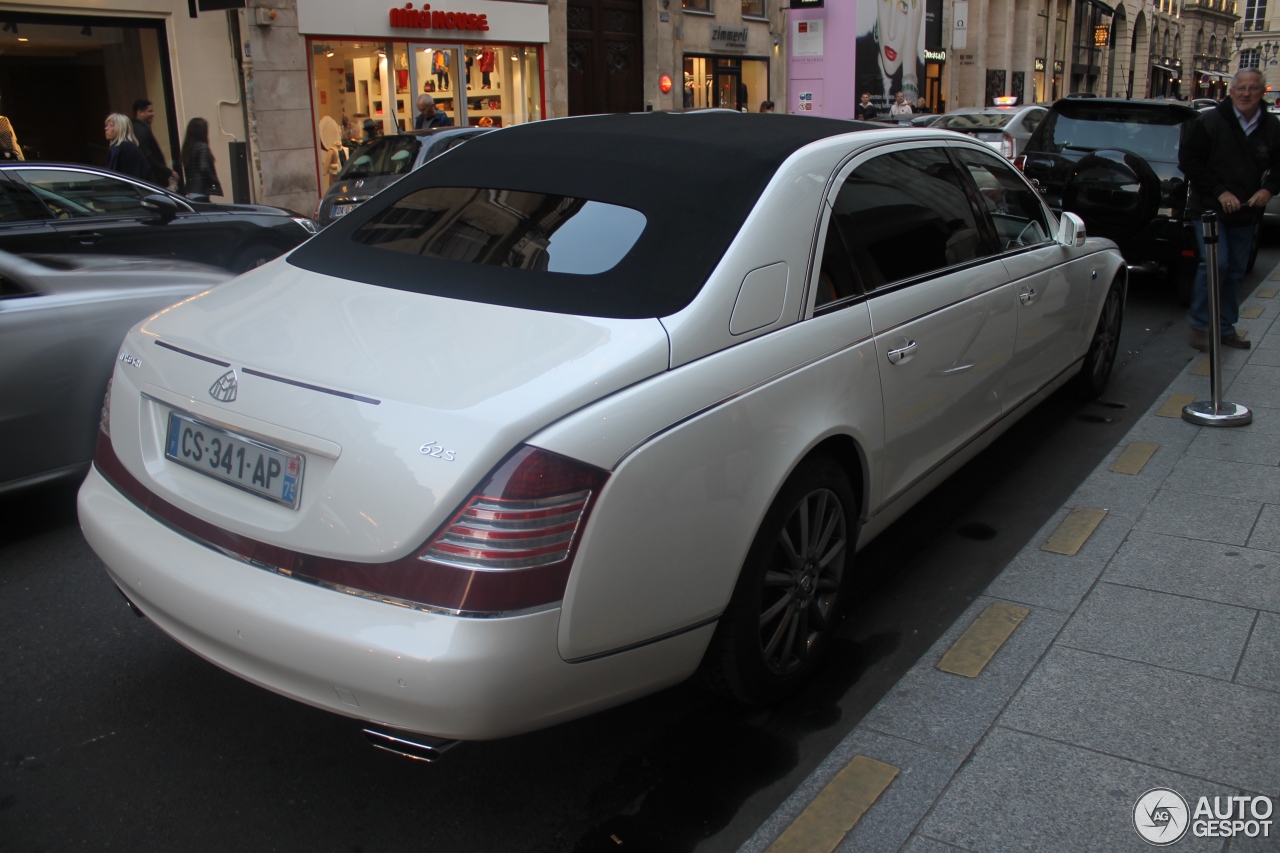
xmin=711 ymin=25 xmax=749 ymax=50
xmin=389 ymin=3 xmax=491 ymax=32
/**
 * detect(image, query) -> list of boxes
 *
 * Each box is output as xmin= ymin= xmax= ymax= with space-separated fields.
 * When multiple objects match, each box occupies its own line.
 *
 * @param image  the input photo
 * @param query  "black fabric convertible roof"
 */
xmin=289 ymin=112 xmax=870 ymax=318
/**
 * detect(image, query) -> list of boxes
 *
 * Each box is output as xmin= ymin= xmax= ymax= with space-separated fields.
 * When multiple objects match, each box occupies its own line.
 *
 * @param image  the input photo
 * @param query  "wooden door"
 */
xmin=567 ymin=0 xmax=644 ymax=115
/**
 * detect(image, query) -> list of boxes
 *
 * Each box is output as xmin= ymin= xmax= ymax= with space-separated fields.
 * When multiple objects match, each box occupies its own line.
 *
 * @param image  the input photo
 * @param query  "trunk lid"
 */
xmin=116 ymin=261 xmax=670 ymax=561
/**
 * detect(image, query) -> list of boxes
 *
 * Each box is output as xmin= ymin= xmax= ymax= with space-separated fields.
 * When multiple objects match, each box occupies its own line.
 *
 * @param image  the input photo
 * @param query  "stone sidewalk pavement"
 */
xmin=739 ymin=275 xmax=1280 ymax=853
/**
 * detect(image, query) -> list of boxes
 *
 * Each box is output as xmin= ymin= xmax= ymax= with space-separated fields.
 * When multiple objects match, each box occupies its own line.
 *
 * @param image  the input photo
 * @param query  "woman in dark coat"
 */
xmin=181 ymin=117 xmax=221 ymax=202
xmin=104 ymin=113 xmax=151 ymax=181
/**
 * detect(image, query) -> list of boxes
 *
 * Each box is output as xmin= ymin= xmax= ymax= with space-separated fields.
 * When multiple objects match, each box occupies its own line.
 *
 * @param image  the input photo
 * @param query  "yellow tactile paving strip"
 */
xmin=1256 ymin=287 xmax=1277 ymax=298
xmin=1158 ymin=393 xmax=1197 ymax=418
xmin=937 ymin=602 xmax=1030 ymax=678
xmin=1041 ymin=507 xmax=1108 ymax=556
xmin=1110 ymin=441 xmax=1159 ymax=474
xmin=765 ymin=756 xmax=900 ymax=853
xmin=1240 ymin=306 xmax=1264 ymax=319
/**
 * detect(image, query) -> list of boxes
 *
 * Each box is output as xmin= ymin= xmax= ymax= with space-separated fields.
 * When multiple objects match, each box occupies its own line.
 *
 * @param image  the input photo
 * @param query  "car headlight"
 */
xmin=292 ymin=217 xmax=320 ymax=234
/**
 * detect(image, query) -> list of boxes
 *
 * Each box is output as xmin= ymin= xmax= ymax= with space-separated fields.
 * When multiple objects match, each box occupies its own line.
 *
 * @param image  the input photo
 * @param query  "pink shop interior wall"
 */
xmin=786 ymin=5 xmax=857 ymax=120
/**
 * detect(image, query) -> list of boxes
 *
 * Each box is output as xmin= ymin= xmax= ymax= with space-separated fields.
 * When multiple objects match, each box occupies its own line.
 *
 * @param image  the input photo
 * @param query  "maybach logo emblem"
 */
xmin=209 ymin=370 xmax=238 ymax=403
xmin=1134 ymin=788 xmax=1189 ymax=845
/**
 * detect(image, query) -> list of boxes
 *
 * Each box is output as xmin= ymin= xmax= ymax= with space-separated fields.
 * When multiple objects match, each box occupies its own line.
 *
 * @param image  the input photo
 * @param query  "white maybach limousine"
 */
xmin=79 ymin=112 xmax=1125 ymax=758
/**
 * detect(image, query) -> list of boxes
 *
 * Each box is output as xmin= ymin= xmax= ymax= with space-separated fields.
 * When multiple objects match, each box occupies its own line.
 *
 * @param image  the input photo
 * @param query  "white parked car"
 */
xmin=79 ymin=113 xmax=1125 ymax=758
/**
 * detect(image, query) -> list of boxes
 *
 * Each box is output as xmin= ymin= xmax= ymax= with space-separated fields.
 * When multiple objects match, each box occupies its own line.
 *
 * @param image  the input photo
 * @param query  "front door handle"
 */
xmin=1019 ymin=285 xmax=1037 ymax=305
xmin=886 ymin=340 xmax=917 ymax=365
xmin=76 ymin=232 xmax=104 ymax=245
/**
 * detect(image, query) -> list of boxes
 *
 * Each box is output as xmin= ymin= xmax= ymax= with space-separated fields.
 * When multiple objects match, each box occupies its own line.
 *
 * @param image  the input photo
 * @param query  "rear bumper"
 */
xmin=77 ymin=466 xmax=709 ymax=741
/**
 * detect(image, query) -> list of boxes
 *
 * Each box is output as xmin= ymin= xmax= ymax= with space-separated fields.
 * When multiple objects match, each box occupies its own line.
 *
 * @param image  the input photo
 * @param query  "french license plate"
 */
xmin=164 ymin=411 xmax=304 ymax=509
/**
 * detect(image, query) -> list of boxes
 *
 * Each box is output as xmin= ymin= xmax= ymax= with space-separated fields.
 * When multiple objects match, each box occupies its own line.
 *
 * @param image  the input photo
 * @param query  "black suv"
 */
xmin=1019 ymin=98 xmax=1213 ymax=299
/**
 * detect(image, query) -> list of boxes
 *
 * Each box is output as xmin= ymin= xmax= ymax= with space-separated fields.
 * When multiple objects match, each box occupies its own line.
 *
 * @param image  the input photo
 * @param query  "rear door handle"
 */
xmin=886 ymin=340 xmax=917 ymax=365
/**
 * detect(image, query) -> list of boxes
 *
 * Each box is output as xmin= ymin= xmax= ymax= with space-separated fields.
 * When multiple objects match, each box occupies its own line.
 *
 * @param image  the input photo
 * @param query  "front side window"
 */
xmin=351 ymin=187 xmax=646 ymax=275
xmin=830 ymin=147 xmax=984 ymax=289
xmin=15 ymin=169 xmax=150 ymax=219
xmin=954 ymin=148 xmax=1051 ymax=250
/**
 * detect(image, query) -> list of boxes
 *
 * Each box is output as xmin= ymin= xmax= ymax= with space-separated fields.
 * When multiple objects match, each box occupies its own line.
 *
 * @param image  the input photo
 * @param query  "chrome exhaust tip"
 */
xmin=362 ymin=726 xmax=459 ymax=762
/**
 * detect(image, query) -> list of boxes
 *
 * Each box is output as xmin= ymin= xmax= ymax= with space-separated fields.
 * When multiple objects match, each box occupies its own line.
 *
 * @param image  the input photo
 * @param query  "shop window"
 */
xmin=742 ymin=0 xmax=767 ymax=18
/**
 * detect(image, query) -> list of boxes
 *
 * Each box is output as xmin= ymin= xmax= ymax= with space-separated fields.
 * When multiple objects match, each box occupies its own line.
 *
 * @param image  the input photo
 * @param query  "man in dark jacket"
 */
xmin=414 ymin=95 xmax=453 ymax=130
xmin=1179 ymin=68 xmax=1280 ymax=350
xmin=131 ymin=98 xmax=176 ymax=188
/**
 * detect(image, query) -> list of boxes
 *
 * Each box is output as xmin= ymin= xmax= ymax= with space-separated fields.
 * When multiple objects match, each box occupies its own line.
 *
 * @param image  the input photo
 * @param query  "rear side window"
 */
xmin=937 ymin=113 xmax=1015 ymax=130
xmin=831 ymin=148 xmax=983 ymax=289
xmin=351 ymin=187 xmax=646 ymax=275
xmin=0 ymin=178 xmax=48 ymax=222
xmin=1035 ymin=105 xmax=1188 ymax=163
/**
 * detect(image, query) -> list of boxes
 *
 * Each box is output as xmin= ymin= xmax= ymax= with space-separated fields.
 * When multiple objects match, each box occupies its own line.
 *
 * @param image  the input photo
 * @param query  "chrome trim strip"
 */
xmin=241 ymin=367 xmax=381 ymax=405
xmin=154 ymin=340 xmax=231 ymax=367
xmin=564 ymin=614 xmax=721 ymax=663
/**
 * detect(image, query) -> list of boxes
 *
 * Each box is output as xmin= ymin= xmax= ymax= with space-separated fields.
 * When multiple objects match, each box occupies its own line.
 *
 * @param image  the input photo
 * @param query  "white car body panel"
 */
xmin=79 ymin=466 xmax=711 ymax=740
xmin=116 ymin=265 xmax=669 ymax=560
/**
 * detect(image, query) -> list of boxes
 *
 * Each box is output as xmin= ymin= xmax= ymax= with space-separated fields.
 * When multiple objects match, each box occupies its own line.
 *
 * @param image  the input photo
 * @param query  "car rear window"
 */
xmin=338 ymin=136 xmax=422 ymax=180
xmin=937 ymin=113 xmax=1015 ymax=130
xmin=1035 ymin=104 xmax=1189 ymax=163
xmin=352 ymin=188 xmax=646 ymax=275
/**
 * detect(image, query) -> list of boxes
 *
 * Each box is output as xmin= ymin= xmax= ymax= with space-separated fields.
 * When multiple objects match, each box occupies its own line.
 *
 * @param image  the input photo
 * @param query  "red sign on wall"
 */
xmin=390 ymin=4 xmax=490 ymax=32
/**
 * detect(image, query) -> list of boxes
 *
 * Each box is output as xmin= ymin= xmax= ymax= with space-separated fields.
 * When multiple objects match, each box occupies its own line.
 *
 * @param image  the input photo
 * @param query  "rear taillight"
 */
xmin=94 ymin=437 xmax=608 ymax=616
xmin=99 ymin=377 xmax=112 ymax=437
xmin=1013 ymin=154 xmax=1028 ymax=173
xmin=999 ymin=134 xmax=1015 ymax=159
xmin=420 ymin=447 xmax=604 ymax=572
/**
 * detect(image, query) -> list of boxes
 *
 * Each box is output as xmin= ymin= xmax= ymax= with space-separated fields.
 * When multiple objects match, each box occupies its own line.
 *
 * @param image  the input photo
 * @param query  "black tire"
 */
xmin=701 ymin=457 xmax=859 ymax=705
xmin=1073 ymin=280 xmax=1124 ymax=399
xmin=231 ymin=244 xmax=278 ymax=274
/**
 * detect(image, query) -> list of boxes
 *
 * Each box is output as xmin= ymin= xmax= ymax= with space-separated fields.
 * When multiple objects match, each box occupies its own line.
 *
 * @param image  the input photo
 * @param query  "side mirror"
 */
xmin=1056 ymin=211 xmax=1087 ymax=248
xmin=141 ymin=193 xmax=179 ymax=224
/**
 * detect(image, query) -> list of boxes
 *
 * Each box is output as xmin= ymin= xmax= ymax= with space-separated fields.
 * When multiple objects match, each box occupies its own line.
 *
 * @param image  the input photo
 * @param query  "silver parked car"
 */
xmin=0 ymin=250 xmax=229 ymax=493
xmin=316 ymin=127 xmax=490 ymax=227
xmin=934 ymin=104 xmax=1049 ymax=158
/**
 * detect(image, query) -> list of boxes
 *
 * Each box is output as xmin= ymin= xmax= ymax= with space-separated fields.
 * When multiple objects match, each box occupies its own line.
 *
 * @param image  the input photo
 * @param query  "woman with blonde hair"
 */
xmin=104 ymin=113 xmax=151 ymax=180
xmin=0 ymin=116 xmax=21 ymax=160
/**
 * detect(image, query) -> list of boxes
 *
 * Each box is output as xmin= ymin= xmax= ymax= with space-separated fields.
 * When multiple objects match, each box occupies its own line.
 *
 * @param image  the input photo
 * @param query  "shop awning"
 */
xmin=1086 ymin=0 xmax=1116 ymax=15
xmin=1152 ymin=64 xmax=1179 ymax=73
xmin=1195 ymin=69 xmax=1230 ymax=80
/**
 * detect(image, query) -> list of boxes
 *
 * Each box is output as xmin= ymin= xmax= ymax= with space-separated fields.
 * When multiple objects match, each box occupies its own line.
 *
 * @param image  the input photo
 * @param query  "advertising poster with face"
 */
xmin=856 ymin=0 xmax=927 ymax=108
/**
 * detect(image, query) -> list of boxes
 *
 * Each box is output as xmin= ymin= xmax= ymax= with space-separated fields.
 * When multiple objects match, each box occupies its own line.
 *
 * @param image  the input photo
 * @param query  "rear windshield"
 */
xmin=937 ymin=113 xmax=1014 ymax=130
xmin=352 ymin=188 xmax=646 ymax=275
xmin=338 ymin=136 xmax=422 ymax=180
xmin=1036 ymin=104 xmax=1189 ymax=163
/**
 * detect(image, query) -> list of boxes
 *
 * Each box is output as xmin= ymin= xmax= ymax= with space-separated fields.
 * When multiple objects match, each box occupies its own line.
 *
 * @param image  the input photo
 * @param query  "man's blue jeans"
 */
xmin=1187 ymin=219 xmax=1252 ymax=336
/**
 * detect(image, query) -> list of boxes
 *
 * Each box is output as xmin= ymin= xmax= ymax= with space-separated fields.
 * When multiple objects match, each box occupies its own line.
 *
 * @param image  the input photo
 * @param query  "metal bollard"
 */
xmin=1183 ymin=211 xmax=1252 ymax=426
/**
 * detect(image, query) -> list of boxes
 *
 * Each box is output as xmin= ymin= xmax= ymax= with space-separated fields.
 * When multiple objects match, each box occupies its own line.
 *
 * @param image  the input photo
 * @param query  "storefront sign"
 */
xmin=710 ymin=25 xmax=749 ymax=51
xmin=953 ymin=0 xmax=968 ymax=50
xmin=1094 ymin=24 xmax=1109 ymax=47
xmin=659 ymin=74 xmax=673 ymax=93
xmin=792 ymin=19 xmax=823 ymax=57
xmin=1035 ymin=57 xmax=1045 ymax=71
xmin=297 ymin=0 xmax=549 ymax=43
xmin=924 ymin=48 xmax=946 ymax=62
xmin=390 ymin=5 xmax=489 ymax=32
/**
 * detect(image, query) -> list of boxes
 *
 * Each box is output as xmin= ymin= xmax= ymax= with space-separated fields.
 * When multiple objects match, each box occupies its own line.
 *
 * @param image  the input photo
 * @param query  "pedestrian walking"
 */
xmin=180 ymin=118 xmax=222 ymax=202
xmin=889 ymin=91 xmax=914 ymax=117
xmin=915 ymin=98 xmax=932 ymax=114
xmin=1179 ymin=68 xmax=1280 ymax=350
xmin=104 ymin=113 xmax=151 ymax=180
xmin=0 ymin=116 xmax=23 ymax=160
xmin=132 ymin=98 xmax=177 ymax=188
xmin=855 ymin=92 xmax=878 ymax=121
xmin=414 ymin=95 xmax=452 ymax=129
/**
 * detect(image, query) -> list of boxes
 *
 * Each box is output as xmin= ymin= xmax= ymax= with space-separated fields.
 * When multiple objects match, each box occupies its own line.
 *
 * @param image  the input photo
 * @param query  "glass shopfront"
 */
xmin=310 ymin=39 xmax=541 ymax=142
xmin=682 ymin=55 xmax=769 ymax=111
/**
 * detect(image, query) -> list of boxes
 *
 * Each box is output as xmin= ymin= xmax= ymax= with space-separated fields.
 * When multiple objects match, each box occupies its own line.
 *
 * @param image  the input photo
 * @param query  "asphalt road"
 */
xmin=3 ymin=242 xmax=1276 ymax=853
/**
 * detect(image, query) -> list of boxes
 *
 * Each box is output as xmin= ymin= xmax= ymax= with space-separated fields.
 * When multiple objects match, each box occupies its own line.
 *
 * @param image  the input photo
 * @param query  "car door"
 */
xmin=0 ymin=172 xmax=69 ymax=255
xmin=11 ymin=167 xmax=214 ymax=264
xmin=952 ymin=145 xmax=1093 ymax=409
xmin=830 ymin=143 xmax=1017 ymax=506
